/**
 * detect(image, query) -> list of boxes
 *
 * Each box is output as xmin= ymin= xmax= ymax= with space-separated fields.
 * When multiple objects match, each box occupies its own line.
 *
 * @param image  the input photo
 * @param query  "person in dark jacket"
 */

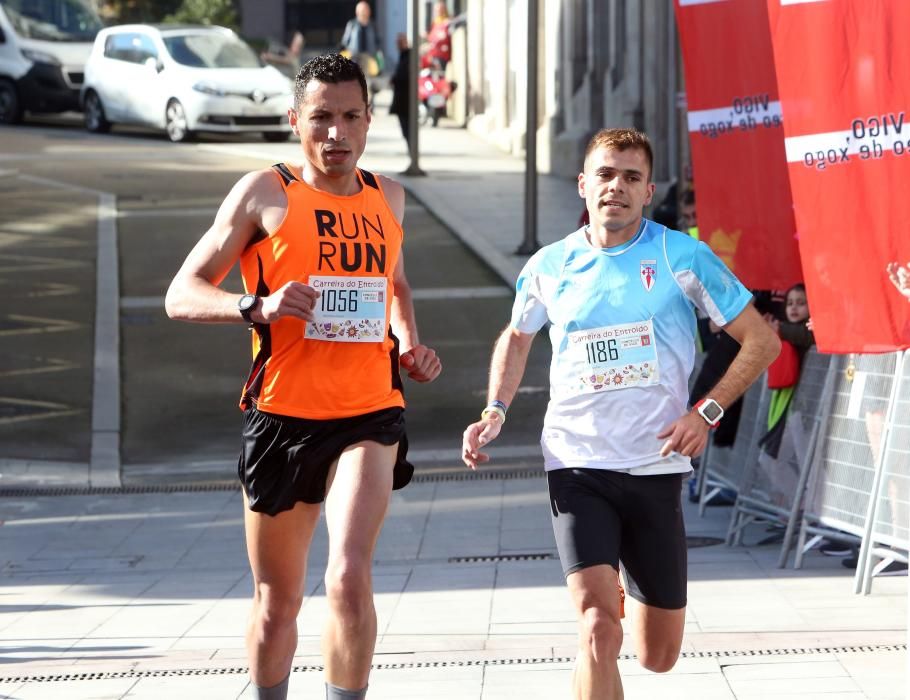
xmin=341 ymin=1 xmax=383 ymax=76
xmin=389 ymin=33 xmax=410 ymax=146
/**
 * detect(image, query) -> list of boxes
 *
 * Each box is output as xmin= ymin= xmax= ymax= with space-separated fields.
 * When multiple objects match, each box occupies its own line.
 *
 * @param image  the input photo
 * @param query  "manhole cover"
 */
xmin=686 ymin=536 xmax=724 ymax=548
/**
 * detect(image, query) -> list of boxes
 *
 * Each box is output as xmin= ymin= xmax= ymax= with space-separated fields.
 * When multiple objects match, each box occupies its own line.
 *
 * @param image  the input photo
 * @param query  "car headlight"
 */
xmin=21 ymin=48 xmax=61 ymax=66
xmin=192 ymin=82 xmax=227 ymax=97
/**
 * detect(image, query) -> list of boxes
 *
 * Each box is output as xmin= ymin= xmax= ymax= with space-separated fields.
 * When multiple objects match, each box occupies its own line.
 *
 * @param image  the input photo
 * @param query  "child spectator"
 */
xmin=758 ymin=283 xmax=814 ymax=457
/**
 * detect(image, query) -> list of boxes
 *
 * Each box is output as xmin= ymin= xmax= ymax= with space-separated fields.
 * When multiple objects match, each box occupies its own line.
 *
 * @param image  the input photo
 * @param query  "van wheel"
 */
xmin=84 ymin=91 xmax=111 ymax=133
xmin=0 ymin=79 xmax=22 ymax=125
xmin=263 ymin=131 xmax=291 ymax=142
xmin=165 ymin=99 xmax=193 ymax=142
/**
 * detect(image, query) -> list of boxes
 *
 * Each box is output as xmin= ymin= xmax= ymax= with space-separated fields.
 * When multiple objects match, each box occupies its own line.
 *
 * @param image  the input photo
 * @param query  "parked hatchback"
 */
xmin=81 ymin=24 xmax=293 ymax=142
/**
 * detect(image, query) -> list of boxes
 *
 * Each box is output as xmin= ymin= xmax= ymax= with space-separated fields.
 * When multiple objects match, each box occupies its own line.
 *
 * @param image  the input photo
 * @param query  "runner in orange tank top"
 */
xmin=166 ymin=54 xmax=441 ymax=700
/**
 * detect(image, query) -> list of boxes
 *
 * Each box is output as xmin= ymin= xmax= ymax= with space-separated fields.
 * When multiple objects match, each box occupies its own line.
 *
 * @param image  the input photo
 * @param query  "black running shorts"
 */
xmin=547 ymin=468 xmax=687 ymax=610
xmin=238 ymin=406 xmax=413 ymax=516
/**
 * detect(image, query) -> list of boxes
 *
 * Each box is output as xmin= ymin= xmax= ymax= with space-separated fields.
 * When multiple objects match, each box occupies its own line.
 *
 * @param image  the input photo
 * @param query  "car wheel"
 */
xmin=84 ymin=91 xmax=111 ymax=133
xmin=165 ymin=100 xmax=193 ymax=142
xmin=263 ymin=131 xmax=291 ymax=143
xmin=0 ymin=79 xmax=23 ymax=125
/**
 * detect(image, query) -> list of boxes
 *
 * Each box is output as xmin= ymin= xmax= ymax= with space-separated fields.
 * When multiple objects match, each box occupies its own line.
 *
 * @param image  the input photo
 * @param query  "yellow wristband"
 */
xmin=481 ymin=406 xmax=506 ymax=423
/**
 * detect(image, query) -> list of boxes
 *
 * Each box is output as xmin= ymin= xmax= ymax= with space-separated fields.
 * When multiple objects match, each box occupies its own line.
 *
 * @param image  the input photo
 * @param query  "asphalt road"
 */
xmin=0 ymin=117 xmax=550 ymax=484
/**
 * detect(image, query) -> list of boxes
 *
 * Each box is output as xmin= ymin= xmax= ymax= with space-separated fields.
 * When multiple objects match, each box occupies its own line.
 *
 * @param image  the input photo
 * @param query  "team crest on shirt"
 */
xmin=640 ymin=260 xmax=657 ymax=291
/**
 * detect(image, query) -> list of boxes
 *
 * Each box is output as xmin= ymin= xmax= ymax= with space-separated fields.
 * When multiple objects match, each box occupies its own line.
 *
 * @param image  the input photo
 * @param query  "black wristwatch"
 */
xmin=238 ymin=294 xmax=260 ymax=324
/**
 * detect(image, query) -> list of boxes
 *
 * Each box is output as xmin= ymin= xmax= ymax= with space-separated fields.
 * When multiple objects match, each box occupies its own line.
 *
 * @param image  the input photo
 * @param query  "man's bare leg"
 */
xmin=244 ymin=498 xmax=322 ymax=689
xmin=567 ymin=564 xmax=625 ymax=700
xmin=322 ymin=440 xmax=397 ymax=693
xmin=626 ymin=596 xmax=686 ymax=673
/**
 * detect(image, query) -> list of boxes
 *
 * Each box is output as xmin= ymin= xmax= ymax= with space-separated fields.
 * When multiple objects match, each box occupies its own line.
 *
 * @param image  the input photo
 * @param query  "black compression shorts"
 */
xmin=547 ymin=468 xmax=687 ymax=610
xmin=238 ymin=406 xmax=413 ymax=516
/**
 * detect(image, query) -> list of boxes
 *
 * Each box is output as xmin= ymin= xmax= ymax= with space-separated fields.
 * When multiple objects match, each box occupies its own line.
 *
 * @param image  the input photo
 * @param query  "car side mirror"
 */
xmin=144 ymin=56 xmax=163 ymax=73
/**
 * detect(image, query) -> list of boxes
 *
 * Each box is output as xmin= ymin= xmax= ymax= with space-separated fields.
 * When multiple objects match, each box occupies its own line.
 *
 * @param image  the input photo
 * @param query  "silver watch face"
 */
xmin=239 ymin=294 xmax=256 ymax=311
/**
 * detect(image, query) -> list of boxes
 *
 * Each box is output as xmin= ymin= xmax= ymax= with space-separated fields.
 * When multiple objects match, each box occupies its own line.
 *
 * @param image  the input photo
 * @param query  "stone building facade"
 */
xmin=452 ymin=0 xmax=685 ymax=188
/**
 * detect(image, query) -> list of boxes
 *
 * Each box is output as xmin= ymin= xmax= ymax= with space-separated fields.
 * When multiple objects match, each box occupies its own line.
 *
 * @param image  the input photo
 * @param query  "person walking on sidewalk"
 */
xmin=166 ymin=53 xmax=441 ymax=700
xmin=461 ymin=128 xmax=779 ymax=699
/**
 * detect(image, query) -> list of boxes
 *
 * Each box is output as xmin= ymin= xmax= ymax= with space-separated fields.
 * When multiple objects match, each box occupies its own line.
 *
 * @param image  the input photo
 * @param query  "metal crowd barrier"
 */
xmin=697 ymin=377 xmax=769 ymax=517
xmin=693 ymin=345 xmax=909 ymax=592
xmin=857 ymin=350 xmax=909 ymax=593
xmin=794 ymin=351 xmax=903 ymax=572
xmin=721 ymin=350 xmax=835 ymax=559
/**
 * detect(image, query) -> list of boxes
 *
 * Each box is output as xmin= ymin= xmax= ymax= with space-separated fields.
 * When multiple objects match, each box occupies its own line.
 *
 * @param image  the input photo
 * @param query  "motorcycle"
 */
xmin=417 ymin=58 xmax=456 ymax=127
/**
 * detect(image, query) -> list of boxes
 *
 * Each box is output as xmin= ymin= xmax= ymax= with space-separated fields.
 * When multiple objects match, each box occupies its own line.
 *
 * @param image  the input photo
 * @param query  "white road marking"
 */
xmin=118 ymin=208 xmax=216 ymax=218
xmin=0 ymin=358 xmax=76 ymax=377
xmin=0 ymin=397 xmax=82 ymax=426
xmin=120 ymin=286 xmax=511 ymax=310
xmin=16 ymin=174 xmax=121 ymax=487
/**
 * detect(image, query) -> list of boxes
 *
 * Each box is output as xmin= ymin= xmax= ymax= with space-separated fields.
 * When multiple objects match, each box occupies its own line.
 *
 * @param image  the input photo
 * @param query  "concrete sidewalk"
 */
xmin=0 ymin=103 xmax=906 ymax=699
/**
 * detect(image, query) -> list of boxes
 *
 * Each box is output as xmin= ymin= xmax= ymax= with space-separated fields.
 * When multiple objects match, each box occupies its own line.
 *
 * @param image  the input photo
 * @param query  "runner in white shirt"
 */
xmin=462 ymin=128 xmax=780 ymax=700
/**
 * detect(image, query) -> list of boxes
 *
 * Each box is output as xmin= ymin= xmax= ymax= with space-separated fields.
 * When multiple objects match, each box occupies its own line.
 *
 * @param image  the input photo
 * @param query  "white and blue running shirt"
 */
xmin=511 ymin=219 xmax=752 ymax=475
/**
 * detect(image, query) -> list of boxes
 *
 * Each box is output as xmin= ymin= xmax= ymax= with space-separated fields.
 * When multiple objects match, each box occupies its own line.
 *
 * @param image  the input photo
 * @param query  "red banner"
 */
xmin=767 ymin=0 xmax=910 ymax=352
xmin=674 ymin=0 xmax=802 ymax=290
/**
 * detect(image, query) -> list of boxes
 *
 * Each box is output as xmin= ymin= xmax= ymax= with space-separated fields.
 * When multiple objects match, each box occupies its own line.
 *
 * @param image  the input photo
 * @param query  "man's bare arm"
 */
xmin=708 ymin=304 xmax=782 ymax=408
xmin=486 ymin=326 xmax=535 ymax=407
xmin=165 ymin=170 xmax=319 ymax=324
xmin=382 ymin=175 xmax=441 ymax=382
xmin=657 ymin=303 xmax=780 ymax=458
xmin=462 ymin=326 xmax=535 ymax=468
xmin=390 ymin=255 xmax=419 ymax=350
xmin=381 ymin=176 xmax=417 ymax=346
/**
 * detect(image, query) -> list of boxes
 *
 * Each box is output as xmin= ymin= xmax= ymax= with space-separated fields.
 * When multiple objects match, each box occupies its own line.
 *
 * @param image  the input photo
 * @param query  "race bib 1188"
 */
xmin=567 ymin=319 xmax=659 ymax=394
xmin=305 ymin=275 xmax=387 ymax=342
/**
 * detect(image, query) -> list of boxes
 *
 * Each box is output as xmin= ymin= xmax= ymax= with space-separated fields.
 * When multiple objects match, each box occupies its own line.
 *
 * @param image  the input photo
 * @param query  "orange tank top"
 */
xmin=238 ymin=164 xmax=405 ymax=419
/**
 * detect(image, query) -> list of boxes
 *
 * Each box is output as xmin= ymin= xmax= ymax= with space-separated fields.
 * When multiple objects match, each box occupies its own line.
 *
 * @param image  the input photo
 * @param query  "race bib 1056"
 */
xmin=305 ymin=275 xmax=387 ymax=342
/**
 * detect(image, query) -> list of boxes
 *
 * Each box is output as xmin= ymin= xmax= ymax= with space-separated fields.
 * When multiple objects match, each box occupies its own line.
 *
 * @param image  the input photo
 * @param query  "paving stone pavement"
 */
xmin=0 ymin=479 xmax=905 ymax=699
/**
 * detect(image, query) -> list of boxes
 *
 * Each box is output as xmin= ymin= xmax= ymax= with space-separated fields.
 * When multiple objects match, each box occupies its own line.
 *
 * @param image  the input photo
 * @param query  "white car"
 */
xmin=81 ymin=24 xmax=293 ymax=142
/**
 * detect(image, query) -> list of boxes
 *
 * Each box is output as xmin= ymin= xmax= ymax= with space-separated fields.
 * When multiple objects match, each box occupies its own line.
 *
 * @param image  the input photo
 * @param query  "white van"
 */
xmin=0 ymin=0 xmax=102 ymax=124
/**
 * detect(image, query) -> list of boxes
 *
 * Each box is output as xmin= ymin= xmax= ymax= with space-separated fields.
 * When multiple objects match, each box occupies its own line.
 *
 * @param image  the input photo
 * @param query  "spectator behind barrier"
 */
xmin=756 ymin=283 xmax=814 ymax=459
xmin=650 ymin=181 xmax=678 ymax=229
xmin=678 ymin=188 xmax=697 ymax=239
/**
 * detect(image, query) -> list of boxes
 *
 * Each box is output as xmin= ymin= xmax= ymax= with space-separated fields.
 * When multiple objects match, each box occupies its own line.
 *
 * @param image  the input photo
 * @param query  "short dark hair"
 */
xmin=584 ymin=128 xmax=654 ymax=181
xmin=680 ymin=188 xmax=695 ymax=207
xmin=294 ymin=53 xmax=368 ymax=109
